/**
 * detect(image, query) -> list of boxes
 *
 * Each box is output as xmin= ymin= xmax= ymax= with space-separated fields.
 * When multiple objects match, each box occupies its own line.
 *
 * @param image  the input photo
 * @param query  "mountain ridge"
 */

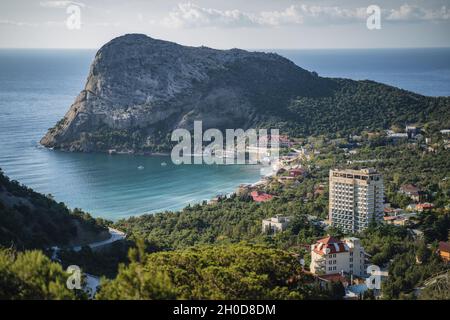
xmin=41 ymin=34 xmax=450 ymax=153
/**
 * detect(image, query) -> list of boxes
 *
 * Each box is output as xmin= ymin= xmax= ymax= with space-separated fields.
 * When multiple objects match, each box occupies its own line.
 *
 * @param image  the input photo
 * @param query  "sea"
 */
xmin=0 ymin=47 xmax=449 ymax=220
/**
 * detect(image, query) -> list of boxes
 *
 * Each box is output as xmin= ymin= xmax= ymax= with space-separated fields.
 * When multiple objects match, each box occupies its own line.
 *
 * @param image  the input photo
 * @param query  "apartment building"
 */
xmin=310 ymin=236 xmax=368 ymax=277
xmin=329 ymin=168 xmax=384 ymax=233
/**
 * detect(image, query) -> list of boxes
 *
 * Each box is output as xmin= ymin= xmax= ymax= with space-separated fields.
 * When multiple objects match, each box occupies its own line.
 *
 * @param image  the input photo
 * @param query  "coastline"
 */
xmin=134 ymin=148 xmax=303 ymax=215
xmin=38 ymin=143 xmax=295 ymax=220
xmin=37 ymin=145 xmax=265 ymax=219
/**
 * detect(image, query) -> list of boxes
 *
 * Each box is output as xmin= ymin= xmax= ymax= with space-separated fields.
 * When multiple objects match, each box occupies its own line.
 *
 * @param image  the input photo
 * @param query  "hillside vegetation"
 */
xmin=98 ymin=243 xmax=338 ymax=300
xmin=0 ymin=248 xmax=80 ymax=300
xmin=0 ymin=169 xmax=109 ymax=249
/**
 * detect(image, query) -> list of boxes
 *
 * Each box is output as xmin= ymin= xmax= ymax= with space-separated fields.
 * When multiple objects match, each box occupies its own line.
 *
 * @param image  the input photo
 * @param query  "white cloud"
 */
xmin=161 ymin=2 xmax=369 ymax=29
xmin=386 ymin=4 xmax=450 ymax=22
xmin=39 ymin=1 xmax=85 ymax=9
xmin=295 ymin=5 xmax=367 ymax=24
xmin=160 ymin=2 xmax=450 ymax=29
xmin=258 ymin=6 xmax=304 ymax=26
xmin=162 ymin=2 xmax=258 ymax=28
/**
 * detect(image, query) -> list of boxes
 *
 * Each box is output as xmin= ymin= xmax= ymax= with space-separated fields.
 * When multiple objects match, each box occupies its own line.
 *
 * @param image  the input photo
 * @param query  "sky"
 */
xmin=0 ymin=0 xmax=449 ymax=49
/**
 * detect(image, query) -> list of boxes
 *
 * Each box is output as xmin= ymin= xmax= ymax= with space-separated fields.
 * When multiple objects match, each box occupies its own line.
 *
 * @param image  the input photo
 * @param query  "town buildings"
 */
xmin=405 ymin=126 xmax=419 ymax=139
xmin=310 ymin=236 xmax=368 ymax=277
xmin=415 ymin=202 xmax=435 ymax=212
xmin=258 ymin=134 xmax=292 ymax=148
xmin=329 ymin=168 xmax=384 ymax=233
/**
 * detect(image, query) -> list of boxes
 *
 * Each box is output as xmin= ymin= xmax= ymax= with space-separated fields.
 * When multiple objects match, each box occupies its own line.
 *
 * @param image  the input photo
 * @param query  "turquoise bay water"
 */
xmin=0 ymin=48 xmax=449 ymax=220
xmin=0 ymin=49 xmax=261 ymax=220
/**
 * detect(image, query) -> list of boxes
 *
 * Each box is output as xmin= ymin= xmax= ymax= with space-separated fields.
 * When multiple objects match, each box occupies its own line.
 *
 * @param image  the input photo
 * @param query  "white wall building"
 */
xmin=329 ymin=168 xmax=384 ymax=233
xmin=262 ymin=215 xmax=291 ymax=234
xmin=310 ymin=236 xmax=368 ymax=277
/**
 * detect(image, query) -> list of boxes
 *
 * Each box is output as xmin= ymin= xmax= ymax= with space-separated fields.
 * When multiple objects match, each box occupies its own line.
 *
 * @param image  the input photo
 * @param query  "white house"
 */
xmin=310 ymin=236 xmax=368 ymax=277
xmin=262 ymin=215 xmax=292 ymax=234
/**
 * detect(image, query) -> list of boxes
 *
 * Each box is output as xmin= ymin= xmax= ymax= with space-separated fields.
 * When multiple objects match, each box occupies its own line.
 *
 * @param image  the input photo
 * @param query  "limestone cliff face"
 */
xmin=40 ymin=34 xmax=325 ymax=152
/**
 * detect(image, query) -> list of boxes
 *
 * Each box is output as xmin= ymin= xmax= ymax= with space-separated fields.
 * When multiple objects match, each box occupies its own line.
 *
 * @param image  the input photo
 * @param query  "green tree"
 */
xmin=98 ymin=244 xmax=319 ymax=300
xmin=0 ymin=248 xmax=79 ymax=300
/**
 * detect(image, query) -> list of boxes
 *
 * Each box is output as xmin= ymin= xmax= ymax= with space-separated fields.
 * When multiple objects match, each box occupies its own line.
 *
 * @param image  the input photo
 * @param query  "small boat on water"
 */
xmin=137 ymin=165 xmax=144 ymax=170
xmin=161 ymin=162 xmax=167 ymax=166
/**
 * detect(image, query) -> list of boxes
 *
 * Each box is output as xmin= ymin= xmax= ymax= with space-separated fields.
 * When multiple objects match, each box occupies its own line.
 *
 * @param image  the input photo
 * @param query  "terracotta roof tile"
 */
xmin=439 ymin=241 xmax=450 ymax=253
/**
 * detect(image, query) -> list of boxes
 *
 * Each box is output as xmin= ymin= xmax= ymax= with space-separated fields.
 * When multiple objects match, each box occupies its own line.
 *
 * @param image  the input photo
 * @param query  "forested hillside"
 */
xmin=0 ymin=169 xmax=109 ymax=249
xmin=280 ymin=80 xmax=450 ymax=137
xmin=0 ymin=248 xmax=81 ymax=299
xmin=97 ymin=243 xmax=340 ymax=300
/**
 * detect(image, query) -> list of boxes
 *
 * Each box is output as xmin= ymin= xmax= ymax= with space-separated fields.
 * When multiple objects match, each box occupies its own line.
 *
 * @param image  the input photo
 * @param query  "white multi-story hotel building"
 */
xmin=329 ymin=168 xmax=384 ymax=233
xmin=310 ymin=236 xmax=368 ymax=277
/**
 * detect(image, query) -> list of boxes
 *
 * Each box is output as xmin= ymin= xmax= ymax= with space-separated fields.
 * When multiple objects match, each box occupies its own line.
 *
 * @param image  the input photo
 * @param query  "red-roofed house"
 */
xmin=399 ymin=184 xmax=421 ymax=202
xmin=438 ymin=241 xmax=450 ymax=263
xmin=310 ymin=236 xmax=368 ymax=277
xmin=383 ymin=216 xmax=397 ymax=224
xmin=250 ymin=191 xmax=273 ymax=203
xmin=317 ymin=273 xmax=350 ymax=287
xmin=416 ymin=203 xmax=434 ymax=212
xmin=289 ymin=168 xmax=305 ymax=177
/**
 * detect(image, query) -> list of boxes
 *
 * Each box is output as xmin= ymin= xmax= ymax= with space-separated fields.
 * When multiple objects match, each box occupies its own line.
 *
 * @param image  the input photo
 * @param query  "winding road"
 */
xmin=73 ymin=227 xmax=126 ymax=252
xmin=50 ymin=227 xmax=127 ymax=299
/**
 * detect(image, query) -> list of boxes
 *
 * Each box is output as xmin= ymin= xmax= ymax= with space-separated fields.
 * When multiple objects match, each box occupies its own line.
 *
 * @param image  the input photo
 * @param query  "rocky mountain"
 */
xmin=41 ymin=34 xmax=450 ymax=153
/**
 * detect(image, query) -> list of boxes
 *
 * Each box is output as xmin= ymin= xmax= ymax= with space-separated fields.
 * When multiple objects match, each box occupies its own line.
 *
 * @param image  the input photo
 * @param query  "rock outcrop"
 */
xmin=41 ymin=34 xmax=450 ymax=153
xmin=40 ymin=34 xmax=328 ymax=152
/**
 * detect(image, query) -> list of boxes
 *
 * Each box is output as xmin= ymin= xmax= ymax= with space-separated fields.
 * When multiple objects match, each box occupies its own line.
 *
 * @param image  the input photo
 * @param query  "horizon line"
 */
xmin=1 ymin=46 xmax=450 ymax=51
